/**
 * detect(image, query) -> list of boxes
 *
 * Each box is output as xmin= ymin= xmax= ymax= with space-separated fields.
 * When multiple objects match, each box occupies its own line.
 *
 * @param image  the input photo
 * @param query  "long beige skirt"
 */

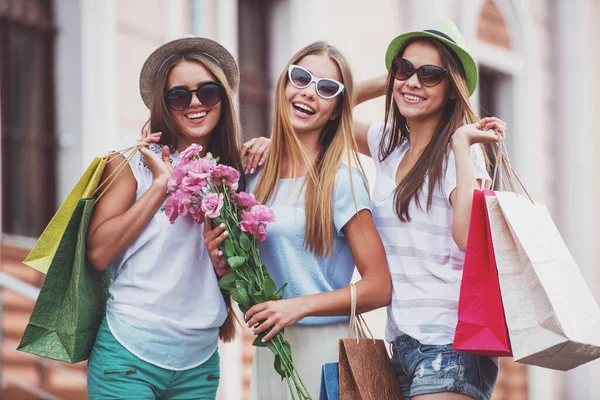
xmin=250 ymin=322 xmax=348 ymax=400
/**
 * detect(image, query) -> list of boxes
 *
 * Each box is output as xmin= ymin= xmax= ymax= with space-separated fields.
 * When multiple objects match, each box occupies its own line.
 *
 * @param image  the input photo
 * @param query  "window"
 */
xmin=0 ymin=0 xmax=57 ymax=237
xmin=238 ymin=0 xmax=271 ymax=140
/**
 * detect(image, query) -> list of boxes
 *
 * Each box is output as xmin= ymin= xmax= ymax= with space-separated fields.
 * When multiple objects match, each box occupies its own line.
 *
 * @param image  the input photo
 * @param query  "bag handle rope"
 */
xmin=347 ymin=283 xmax=376 ymax=343
xmin=490 ymin=137 xmax=534 ymax=203
xmin=92 ymin=144 xmax=146 ymax=202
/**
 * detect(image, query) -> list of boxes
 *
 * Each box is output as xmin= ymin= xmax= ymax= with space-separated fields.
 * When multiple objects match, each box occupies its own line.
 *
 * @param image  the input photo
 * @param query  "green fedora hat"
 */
xmin=385 ymin=19 xmax=478 ymax=96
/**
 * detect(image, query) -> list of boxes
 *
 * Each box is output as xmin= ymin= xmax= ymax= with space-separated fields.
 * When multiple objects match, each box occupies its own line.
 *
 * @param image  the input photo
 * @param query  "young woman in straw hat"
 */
xmin=205 ymin=41 xmax=392 ymax=399
xmin=85 ymin=37 xmax=245 ymax=399
xmin=351 ymin=19 xmax=506 ymax=400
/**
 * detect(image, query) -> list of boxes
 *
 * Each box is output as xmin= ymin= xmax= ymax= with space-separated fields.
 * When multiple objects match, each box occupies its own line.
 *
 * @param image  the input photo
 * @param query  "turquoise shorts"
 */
xmin=87 ymin=319 xmax=220 ymax=399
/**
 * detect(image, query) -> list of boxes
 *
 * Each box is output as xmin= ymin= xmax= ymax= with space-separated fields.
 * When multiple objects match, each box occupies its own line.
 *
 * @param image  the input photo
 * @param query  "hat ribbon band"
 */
xmin=423 ymin=29 xmax=457 ymax=44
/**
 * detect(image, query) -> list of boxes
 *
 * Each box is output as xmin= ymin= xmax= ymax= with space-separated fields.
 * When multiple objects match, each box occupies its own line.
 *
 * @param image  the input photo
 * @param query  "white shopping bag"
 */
xmin=486 ymin=190 xmax=600 ymax=371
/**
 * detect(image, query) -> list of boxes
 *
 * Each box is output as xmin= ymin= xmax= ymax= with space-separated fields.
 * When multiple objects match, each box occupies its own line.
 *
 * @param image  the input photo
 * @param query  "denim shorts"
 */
xmin=390 ymin=334 xmax=498 ymax=400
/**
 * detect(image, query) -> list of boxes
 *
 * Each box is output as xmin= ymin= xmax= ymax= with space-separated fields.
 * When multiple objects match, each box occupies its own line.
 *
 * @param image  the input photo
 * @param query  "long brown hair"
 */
xmin=253 ymin=41 xmax=367 ymax=257
xmin=144 ymin=52 xmax=242 ymax=341
xmin=145 ymin=53 xmax=245 ymax=192
xmin=380 ymin=38 xmax=484 ymax=222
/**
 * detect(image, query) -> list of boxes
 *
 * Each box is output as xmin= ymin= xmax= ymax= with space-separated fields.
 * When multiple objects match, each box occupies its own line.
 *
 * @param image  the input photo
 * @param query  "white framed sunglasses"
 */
xmin=287 ymin=64 xmax=345 ymax=99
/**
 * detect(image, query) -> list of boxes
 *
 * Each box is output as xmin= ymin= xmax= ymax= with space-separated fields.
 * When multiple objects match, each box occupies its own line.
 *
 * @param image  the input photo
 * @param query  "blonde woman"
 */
xmin=204 ymin=41 xmax=392 ymax=399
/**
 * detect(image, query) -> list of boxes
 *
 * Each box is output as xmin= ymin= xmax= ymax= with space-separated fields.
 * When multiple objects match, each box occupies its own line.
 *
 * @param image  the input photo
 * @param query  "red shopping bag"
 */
xmin=453 ymin=190 xmax=512 ymax=356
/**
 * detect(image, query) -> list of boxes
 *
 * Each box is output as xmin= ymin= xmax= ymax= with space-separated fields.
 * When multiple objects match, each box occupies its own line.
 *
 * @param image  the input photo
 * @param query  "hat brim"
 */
xmin=385 ymin=31 xmax=478 ymax=96
xmin=139 ymin=37 xmax=240 ymax=108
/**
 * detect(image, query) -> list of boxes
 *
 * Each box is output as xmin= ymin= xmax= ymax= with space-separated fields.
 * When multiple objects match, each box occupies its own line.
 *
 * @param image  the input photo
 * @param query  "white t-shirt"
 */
xmin=367 ymin=123 xmax=491 ymax=345
xmin=106 ymin=143 xmax=227 ymax=370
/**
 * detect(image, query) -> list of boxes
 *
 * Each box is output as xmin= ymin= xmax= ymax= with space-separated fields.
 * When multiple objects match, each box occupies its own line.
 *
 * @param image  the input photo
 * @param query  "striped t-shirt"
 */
xmin=367 ymin=123 xmax=491 ymax=345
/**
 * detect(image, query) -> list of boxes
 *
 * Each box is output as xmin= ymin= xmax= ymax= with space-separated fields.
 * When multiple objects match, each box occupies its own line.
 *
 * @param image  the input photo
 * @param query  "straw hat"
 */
xmin=139 ymin=37 xmax=240 ymax=108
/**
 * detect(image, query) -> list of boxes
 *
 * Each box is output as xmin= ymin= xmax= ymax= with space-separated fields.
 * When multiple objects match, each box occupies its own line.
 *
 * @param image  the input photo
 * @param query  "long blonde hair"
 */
xmin=253 ymin=41 xmax=367 ymax=257
xmin=380 ymin=38 xmax=485 ymax=222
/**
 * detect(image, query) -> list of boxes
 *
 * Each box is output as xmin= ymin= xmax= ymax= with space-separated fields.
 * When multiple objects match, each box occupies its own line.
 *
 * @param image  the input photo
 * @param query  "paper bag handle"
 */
xmin=491 ymin=139 xmax=534 ymax=203
xmin=92 ymin=144 xmax=145 ymax=202
xmin=347 ymin=283 xmax=376 ymax=343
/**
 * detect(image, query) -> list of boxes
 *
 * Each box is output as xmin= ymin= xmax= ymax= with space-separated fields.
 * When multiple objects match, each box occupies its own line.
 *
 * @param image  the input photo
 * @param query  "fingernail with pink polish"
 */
xmin=245 ymin=168 xmax=249 ymax=174
xmin=258 ymin=161 xmax=264 ymax=166
xmin=250 ymin=168 xmax=255 ymax=174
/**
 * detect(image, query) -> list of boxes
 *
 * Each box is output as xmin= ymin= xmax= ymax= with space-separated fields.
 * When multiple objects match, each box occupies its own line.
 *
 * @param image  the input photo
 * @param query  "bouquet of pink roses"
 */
xmin=164 ymin=144 xmax=311 ymax=400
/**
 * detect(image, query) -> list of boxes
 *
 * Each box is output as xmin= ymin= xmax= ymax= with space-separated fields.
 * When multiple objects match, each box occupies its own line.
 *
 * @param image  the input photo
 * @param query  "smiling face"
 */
xmin=393 ymin=40 xmax=452 ymax=122
xmin=285 ymin=54 xmax=342 ymax=137
xmin=166 ymin=60 xmax=222 ymax=149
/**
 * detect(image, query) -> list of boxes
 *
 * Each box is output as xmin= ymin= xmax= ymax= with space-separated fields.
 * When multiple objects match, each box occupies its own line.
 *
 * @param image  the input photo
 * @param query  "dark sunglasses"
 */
xmin=391 ymin=57 xmax=448 ymax=87
xmin=287 ymin=65 xmax=345 ymax=99
xmin=164 ymin=82 xmax=224 ymax=111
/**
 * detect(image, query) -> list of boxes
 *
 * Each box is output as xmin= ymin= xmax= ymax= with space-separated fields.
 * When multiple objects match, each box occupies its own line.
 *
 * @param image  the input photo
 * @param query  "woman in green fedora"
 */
xmin=353 ymin=19 xmax=506 ymax=399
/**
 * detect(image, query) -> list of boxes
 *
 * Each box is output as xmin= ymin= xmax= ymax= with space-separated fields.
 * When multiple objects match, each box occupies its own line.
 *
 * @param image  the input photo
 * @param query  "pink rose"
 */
xmin=189 ymin=201 xmax=205 ymax=225
xmin=181 ymin=173 xmax=207 ymax=194
xmin=189 ymin=157 xmax=217 ymax=179
xmin=164 ymin=190 xmax=192 ymax=224
xmin=250 ymin=204 xmax=276 ymax=224
xmin=164 ymin=195 xmax=179 ymax=224
xmin=201 ymin=193 xmax=224 ymax=219
xmin=236 ymin=192 xmax=258 ymax=209
xmin=167 ymin=162 xmax=193 ymax=193
xmin=239 ymin=215 xmax=268 ymax=242
xmin=239 ymin=213 xmax=260 ymax=238
xmin=211 ymin=165 xmax=240 ymax=188
xmin=180 ymin=144 xmax=203 ymax=163
xmin=216 ymin=258 xmax=231 ymax=278
xmin=176 ymin=191 xmax=192 ymax=217
xmin=238 ymin=205 xmax=275 ymax=242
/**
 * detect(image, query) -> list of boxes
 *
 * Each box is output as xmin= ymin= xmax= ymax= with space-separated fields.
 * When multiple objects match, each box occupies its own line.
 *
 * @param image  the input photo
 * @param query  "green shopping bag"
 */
xmin=18 ymin=146 xmax=141 ymax=363
xmin=18 ymin=198 xmax=111 ymax=362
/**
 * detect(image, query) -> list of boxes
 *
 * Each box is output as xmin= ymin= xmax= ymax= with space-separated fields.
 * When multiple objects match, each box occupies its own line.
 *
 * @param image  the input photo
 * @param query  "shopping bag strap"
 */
xmin=491 ymin=138 xmax=534 ymax=203
xmin=92 ymin=144 xmax=145 ymax=202
xmin=347 ymin=283 xmax=376 ymax=343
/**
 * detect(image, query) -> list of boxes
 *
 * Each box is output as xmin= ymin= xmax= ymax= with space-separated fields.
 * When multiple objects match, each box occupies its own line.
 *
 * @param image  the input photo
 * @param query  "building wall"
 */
xmin=3 ymin=1 xmax=600 ymax=399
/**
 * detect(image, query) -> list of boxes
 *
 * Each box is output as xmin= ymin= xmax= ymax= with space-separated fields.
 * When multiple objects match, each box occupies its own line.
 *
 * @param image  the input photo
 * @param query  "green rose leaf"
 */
xmin=264 ymin=275 xmax=276 ymax=298
xmin=228 ymin=256 xmax=246 ymax=268
xmin=240 ymin=233 xmax=251 ymax=251
xmin=217 ymin=273 xmax=237 ymax=292
xmin=224 ymin=240 xmax=235 ymax=258
xmin=252 ymin=287 xmax=268 ymax=304
xmin=280 ymin=338 xmax=292 ymax=357
xmin=235 ymin=281 xmax=251 ymax=307
xmin=252 ymin=335 xmax=268 ymax=348
xmin=272 ymin=283 xmax=288 ymax=300
xmin=273 ymin=354 xmax=290 ymax=379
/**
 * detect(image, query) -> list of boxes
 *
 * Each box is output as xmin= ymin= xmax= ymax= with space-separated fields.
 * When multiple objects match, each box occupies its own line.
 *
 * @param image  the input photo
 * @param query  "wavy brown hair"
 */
xmin=253 ymin=41 xmax=368 ymax=257
xmin=143 ymin=53 xmax=242 ymax=342
xmin=380 ymin=38 xmax=485 ymax=222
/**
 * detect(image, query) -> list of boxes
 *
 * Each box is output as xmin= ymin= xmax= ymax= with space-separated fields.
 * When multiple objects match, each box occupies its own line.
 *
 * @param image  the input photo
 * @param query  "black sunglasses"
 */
xmin=391 ymin=57 xmax=448 ymax=87
xmin=164 ymin=82 xmax=224 ymax=111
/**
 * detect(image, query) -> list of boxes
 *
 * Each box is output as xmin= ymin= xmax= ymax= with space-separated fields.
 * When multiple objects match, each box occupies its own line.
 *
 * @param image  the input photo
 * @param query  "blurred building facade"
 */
xmin=1 ymin=0 xmax=599 ymax=399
